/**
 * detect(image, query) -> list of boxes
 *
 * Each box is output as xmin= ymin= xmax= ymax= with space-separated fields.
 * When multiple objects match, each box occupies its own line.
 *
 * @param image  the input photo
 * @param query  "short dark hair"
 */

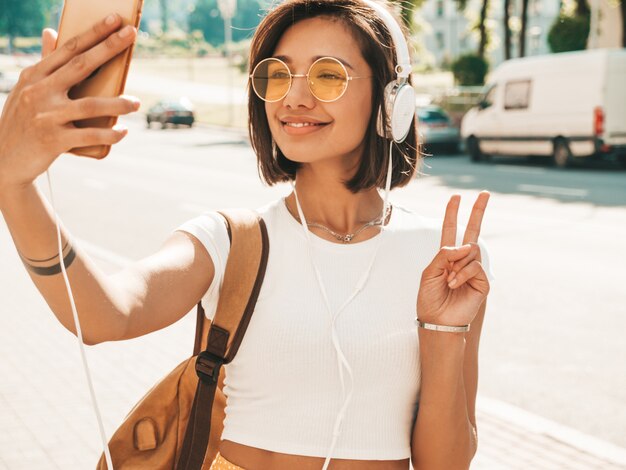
xmin=247 ymin=0 xmax=420 ymax=193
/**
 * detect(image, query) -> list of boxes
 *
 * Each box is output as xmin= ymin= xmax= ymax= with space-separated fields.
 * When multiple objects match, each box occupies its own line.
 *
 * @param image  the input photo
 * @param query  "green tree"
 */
xmin=548 ymin=14 xmax=590 ymax=52
xmin=451 ymin=53 xmax=489 ymax=85
xmin=453 ymin=0 xmax=491 ymax=59
xmin=575 ymin=0 xmax=590 ymax=17
xmin=519 ymin=0 xmax=529 ymax=57
xmin=390 ymin=0 xmax=424 ymax=31
xmin=0 ymin=0 xmax=46 ymax=52
xmin=188 ymin=0 xmax=263 ymax=46
xmin=477 ymin=0 xmax=490 ymax=58
xmin=503 ymin=0 xmax=512 ymax=60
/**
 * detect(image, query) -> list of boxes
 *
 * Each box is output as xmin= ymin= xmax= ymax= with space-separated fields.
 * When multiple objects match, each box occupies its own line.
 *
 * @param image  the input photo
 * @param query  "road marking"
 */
xmin=477 ymin=396 xmax=626 ymax=465
xmin=495 ymin=165 xmax=547 ymax=175
xmin=517 ymin=184 xmax=589 ymax=198
xmin=458 ymin=175 xmax=476 ymax=183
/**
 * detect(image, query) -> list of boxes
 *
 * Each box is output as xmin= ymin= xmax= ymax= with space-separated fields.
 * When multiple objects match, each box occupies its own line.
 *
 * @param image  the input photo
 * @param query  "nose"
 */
xmin=282 ymin=74 xmax=316 ymax=109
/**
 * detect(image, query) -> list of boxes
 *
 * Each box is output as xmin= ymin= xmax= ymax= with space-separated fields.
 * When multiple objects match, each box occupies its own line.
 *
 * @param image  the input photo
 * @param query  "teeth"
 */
xmin=284 ymin=122 xmax=321 ymax=127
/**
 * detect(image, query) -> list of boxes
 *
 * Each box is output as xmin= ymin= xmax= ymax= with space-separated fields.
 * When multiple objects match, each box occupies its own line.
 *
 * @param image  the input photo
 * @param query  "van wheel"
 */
xmin=467 ymin=137 xmax=483 ymax=162
xmin=553 ymin=139 xmax=573 ymax=168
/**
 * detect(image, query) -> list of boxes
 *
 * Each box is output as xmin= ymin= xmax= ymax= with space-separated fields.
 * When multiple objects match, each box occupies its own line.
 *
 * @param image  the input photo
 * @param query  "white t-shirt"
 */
xmin=175 ymin=197 xmax=494 ymax=460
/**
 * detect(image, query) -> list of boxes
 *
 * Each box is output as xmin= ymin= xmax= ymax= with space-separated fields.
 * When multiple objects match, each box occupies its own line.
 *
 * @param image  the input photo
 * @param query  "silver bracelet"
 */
xmin=416 ymin=317 xmax=470 ymax=333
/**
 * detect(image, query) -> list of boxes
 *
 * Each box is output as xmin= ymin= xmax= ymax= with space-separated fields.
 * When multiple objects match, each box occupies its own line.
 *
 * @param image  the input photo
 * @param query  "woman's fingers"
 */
xmin=41 ymin=28 xmax=58 ymax=59
xmin=67 ymin=126 xmax=128 ymax=156
xmin=49 ymin=24 xmax=136 ymax=92
xmin=440 ymin=194 xmax=460 ymax=248
xmin=425 ymin=244 xmax=472 ymax=276
xmin=446 ymin=242 xmax=481 ymax=282
xmin=64 ymin=96 xmax=140 ymax=122
xmin=462 ymin=191 xmax=490 ymax=245
xmin=448 ymin=260 xmax=488 ymax=291
xmin=38 ymin=14 xmax=124 ymax=78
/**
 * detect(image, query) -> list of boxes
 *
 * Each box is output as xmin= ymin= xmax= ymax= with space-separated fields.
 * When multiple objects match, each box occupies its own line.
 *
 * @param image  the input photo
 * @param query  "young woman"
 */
xmin=0 ymin=0 xmax=493 ymax=469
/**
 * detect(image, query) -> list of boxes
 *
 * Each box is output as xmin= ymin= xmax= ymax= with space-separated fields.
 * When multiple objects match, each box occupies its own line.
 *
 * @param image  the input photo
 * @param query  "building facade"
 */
xmin=416 ymin=0 xmax=562 ymax=68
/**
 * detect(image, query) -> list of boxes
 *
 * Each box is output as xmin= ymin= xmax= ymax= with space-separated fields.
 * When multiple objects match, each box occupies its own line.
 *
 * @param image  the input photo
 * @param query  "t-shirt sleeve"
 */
xmin=477 ymin=235 xmax=495 ymax=282
xmin=174 ymin=212 xmax=231 ymax=321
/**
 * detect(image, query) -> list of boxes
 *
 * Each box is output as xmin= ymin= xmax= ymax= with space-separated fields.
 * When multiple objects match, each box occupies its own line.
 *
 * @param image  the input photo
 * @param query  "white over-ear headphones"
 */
xmin=362 ymin=0 xmax=416 ymax=143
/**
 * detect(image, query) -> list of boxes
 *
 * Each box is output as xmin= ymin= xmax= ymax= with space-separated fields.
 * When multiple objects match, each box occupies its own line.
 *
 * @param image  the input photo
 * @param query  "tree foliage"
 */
xmin=451 ymin=53 xmax=489 ymax=86
xmin=390 ymin=0 xmax=424 ymax=31
xmin=519 ymin=0 xmax=529 ymax=57
xmin=547 ymin=14 xmax=590 ymax=53
xmin=453 ymin=0 xmax=490 ymax=59
xmin=188 ymin=0 xmax=264 ymax=46
xmin=0 ymin=0 xmax=46 ymax=38
xmin=503 ymin=0 xmax=512 ymax=60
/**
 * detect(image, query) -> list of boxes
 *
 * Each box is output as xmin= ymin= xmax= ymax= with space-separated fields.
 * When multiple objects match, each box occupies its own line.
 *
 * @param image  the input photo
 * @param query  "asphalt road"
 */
xmin=1 ymin=104 xmax=625 ymax=451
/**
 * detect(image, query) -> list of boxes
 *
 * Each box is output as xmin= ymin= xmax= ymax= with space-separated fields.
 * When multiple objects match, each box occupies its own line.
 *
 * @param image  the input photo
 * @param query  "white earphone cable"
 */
xmin=45 ymin=169 xmax=114 ymax=470
xmin=291 ymin=139 xmax=393 ymax=470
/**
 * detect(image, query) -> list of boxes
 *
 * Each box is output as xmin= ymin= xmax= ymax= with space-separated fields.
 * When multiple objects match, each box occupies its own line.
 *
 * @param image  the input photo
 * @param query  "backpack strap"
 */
xmin=177 ymin=209 xmax=270 ymax=470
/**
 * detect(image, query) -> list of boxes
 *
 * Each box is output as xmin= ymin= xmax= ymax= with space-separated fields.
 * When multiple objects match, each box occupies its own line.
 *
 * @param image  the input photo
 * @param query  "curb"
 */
xmin=477 ymin=396 xmax=626 ymax=466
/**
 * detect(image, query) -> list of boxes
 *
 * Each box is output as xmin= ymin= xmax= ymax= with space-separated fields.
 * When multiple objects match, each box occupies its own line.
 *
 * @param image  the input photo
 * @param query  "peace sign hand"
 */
xmin=416 ymin=191 xmax=491 ymax=328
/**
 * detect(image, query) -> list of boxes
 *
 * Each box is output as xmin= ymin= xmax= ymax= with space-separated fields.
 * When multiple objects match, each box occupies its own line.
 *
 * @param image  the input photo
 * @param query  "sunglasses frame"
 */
xmin=250 ymin=56 xmax=371 ymax=103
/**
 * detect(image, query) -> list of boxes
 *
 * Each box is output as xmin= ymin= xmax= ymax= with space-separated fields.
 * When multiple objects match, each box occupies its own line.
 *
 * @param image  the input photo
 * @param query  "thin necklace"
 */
xmin=284 ymin=198 xmax=392 ymax=243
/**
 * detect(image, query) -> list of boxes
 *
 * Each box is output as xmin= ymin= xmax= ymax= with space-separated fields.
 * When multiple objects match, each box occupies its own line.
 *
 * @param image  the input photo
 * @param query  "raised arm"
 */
xmin=0 ymin=15 xmax=215 ymax=345
xmin=411 ymin=192 xmax=491 ymax=470
xmin=1 ymin=183 xmax=215 ymax=345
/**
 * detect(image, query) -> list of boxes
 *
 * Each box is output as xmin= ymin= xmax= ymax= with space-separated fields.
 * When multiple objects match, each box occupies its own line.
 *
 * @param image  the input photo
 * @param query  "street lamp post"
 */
xmin=218 ymin=0 xmax=237 ymax=126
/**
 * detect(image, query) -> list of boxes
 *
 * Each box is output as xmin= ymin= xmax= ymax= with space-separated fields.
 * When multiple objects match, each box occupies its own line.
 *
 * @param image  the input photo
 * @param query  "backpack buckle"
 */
xmin=195 ymin=351 xmax=224 ymax=384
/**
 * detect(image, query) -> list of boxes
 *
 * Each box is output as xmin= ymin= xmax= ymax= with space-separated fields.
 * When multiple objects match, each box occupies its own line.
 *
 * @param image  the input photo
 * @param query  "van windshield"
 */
xmin=479 ymin=84 xmax=497 ymax=109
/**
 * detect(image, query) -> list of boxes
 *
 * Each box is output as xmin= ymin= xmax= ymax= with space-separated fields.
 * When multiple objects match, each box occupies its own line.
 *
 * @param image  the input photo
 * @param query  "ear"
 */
xmin=41 ymin=28 xmax=58 ymax=59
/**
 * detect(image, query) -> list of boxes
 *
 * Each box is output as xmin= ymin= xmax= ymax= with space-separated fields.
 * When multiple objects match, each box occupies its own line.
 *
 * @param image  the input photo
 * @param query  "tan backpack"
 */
xmin=97 ymin=209 xmax=269 ymax=469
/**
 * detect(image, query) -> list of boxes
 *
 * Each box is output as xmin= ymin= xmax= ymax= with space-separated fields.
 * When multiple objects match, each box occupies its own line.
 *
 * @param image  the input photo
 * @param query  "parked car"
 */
xmin=461 ymin=49 xmax=626 ymax=168
xmin=416 ymin=106 xmax=460 ymax=154
xmin=147 ymin=99 xmax=195 ymax=128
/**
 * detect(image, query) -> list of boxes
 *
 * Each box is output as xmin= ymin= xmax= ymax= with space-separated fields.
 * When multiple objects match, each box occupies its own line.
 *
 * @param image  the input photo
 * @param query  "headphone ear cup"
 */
xmin=376 ymin=81 xmax=398 ymax=140
xmin=390 ymin=82 xmax=416 ymax=143
xmin=376 ymin=81 xmax=415 ymax=143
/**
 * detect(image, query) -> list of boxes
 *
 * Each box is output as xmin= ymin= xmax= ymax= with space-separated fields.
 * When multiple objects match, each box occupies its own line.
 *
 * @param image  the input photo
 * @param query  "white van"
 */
xmin=460 ymin=49 xmax=626 ymax=168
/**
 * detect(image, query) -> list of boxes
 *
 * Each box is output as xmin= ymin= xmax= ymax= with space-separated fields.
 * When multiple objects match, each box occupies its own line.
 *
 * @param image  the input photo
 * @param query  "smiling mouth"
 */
xmin=281 ymin=121 xmax=329 ymax=128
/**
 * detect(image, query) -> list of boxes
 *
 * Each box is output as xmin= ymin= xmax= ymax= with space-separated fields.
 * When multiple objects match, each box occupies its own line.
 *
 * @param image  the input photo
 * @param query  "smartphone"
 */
xmin=56 ymin=0 xmax=144 ymax=158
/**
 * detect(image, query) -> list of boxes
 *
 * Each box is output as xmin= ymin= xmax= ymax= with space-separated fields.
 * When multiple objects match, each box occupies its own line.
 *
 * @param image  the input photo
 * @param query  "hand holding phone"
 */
xmin=0 ymin=13 xmax=140 ymax=197
xmin=56 ymin=0 xmax=144 ymax=158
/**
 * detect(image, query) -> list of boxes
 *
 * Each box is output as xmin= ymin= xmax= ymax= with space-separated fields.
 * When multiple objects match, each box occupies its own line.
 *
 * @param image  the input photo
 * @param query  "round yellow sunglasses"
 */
xmin=250 ymin=56 xmax=371 ymax=103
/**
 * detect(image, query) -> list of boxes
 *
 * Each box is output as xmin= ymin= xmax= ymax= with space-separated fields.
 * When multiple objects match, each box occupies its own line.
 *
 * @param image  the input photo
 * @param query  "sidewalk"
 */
xmin=1 ymin=223 xmax=625 ymax=469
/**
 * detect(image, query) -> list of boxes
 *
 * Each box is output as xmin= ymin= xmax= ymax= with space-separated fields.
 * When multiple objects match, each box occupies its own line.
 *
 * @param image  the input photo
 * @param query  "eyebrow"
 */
xmin=272 ymin=55 xmax=355 ymax=71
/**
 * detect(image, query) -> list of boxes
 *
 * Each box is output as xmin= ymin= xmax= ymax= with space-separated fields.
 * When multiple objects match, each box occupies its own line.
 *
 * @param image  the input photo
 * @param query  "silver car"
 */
xmin=416 ymin=106 xmax=460 ymax=154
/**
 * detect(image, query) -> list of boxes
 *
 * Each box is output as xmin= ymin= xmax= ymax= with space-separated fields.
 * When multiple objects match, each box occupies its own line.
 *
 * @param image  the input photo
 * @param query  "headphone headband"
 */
xmin=360 ymin=0 xmax=411 ymax=79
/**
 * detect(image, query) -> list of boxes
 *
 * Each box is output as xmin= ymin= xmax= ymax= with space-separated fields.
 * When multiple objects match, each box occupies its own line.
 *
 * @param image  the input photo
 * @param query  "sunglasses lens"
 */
xmin=309 ymin=58 xmax=348 ymax=101
xmin=252 ymin=59 xmax=290 ymax=102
